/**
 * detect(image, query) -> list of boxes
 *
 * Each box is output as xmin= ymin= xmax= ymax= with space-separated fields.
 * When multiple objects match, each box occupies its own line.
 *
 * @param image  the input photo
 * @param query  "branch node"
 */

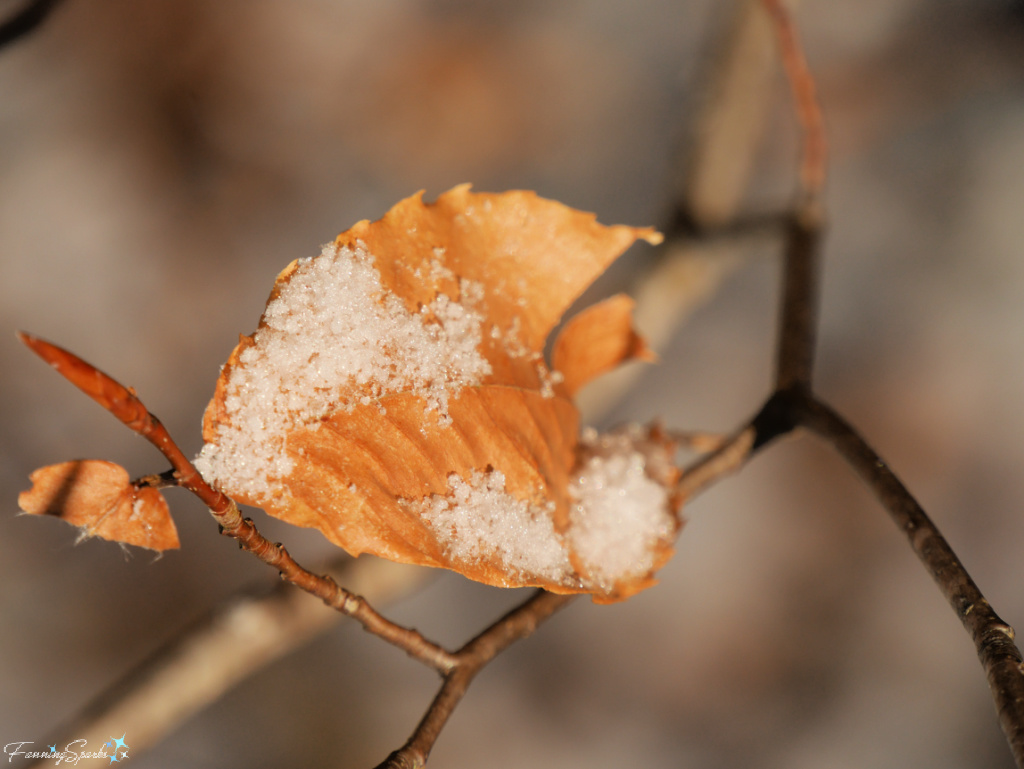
xmin=751 ymin=386 xmax=806 ymax=450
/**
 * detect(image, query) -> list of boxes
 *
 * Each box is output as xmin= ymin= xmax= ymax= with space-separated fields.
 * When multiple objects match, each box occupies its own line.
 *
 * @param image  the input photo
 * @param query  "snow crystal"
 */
xmin=497 ymin=314 xmax=563 ymax=398
xmin=567 ymin=430 xmax=674 ymax=589
xmin=410 ymin=427 xmax=674 ymax=592
xmin=195 ymin=241 xmax=492 ymax=500
xmin=411 ymin=470 xmax=574 ymax=584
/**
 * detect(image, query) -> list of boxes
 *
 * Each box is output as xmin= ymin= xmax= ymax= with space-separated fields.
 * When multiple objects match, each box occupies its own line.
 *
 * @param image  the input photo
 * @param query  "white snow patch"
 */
xmin=410 ymin=469 xmax=573 ymax=584
xmin=567 ymin=428 xmax=675 ymax=589
xmin=409 ymin=426 xmax=675 ymax=592
xmin=195 ymin=241 xmax=491 ymax=500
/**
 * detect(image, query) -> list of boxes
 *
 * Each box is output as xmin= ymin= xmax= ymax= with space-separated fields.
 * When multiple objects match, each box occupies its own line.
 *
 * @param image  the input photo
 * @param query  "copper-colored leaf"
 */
xmin=552 ymin=294 xmax=655 ymax=397
xmin=19 ymin=461 xmax=179 ymax=551
xmin=197 ymin=186 xmax=678 ymax=601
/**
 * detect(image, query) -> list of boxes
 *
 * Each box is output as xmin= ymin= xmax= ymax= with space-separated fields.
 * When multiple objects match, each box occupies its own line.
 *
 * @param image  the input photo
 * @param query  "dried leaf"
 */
xmin=552 ymin=294 xmax=656 ymax=397
xmin=19 ymin=460 xmax=179 ymax=551
xmin=197 ymin=186 xmax=680 ymax=600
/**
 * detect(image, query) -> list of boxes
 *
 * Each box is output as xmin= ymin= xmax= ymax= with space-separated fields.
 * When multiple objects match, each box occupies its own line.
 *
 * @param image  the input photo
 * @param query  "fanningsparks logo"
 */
xmin=4 ymin=735 xmax=129 ymax=765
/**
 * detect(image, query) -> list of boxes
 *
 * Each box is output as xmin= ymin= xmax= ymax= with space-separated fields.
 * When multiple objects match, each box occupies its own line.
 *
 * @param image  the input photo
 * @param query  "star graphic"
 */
xmin=112 ymin=735 xmax=128 ymax=752
xmin=48 ymin=746 xmax=56 ymax=753
xmin=108 ymin=753 xmax=119 ymax=765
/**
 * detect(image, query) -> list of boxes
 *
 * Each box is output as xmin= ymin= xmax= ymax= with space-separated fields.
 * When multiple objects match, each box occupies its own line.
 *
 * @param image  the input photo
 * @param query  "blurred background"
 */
xmin=2 ymin=0 xmax=1024 ymax=766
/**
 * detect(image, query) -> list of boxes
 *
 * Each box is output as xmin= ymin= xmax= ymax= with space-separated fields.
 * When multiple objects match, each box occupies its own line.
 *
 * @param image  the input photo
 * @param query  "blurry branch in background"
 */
xmin=0 ymin=0 xmax=65 ymax=49
xmin=30 ymin=558 xmax=431 ymax=765
xmin=578 ymin=0 xmax=796 ymax=423
xmin=677 ymin=0 xmax=790 ymax=229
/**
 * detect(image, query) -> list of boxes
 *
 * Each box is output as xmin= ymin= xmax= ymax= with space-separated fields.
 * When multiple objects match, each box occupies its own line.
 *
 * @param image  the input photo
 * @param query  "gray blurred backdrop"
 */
xmin=2 ymin=1 xmax=1024 ymax=767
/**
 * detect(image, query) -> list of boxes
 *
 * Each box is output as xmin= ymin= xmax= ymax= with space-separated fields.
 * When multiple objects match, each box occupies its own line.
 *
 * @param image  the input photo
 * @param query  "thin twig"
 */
xmin=773 ymin=213 xmax=821 ymax=393
xmin=754 ymin=3 xmax=1024 ymax=764
xmin=378 ymin=591 xmax=576 ymax=769
xmin=798 ymin=396 xmax=1024 ymax=766
xmin=675 ymin=426 xmax=756 ymax=501
xmin=760 ymin=0 xmax=827 ymax=207
xmin=758 ymin=0 xmax=827 ymax=394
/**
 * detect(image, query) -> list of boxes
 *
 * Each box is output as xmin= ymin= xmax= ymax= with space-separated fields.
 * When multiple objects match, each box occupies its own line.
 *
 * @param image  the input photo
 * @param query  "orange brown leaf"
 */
xmin=19 ymin=460 xmax=179 ymax=551
xmin=196 ymin=186 xmax=678 ymax=601
xmin=552 ymin=294 xmax=655 ymax=397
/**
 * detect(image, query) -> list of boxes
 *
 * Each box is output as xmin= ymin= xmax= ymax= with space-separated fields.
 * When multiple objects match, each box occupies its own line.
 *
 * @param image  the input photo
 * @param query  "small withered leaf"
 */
xmin=19 ymin=460 xmax=179 ymax=552
xmin=197 ymin=186 xmax=679 ymax=601
xmin=552 ymin=294 xmax=656 ymax=397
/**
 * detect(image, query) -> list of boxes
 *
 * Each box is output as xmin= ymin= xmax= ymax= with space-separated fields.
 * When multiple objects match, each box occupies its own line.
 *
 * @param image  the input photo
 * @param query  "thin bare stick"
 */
xmin=17 ymin=332 xmax=456 ymax=673
xmin=750 ymin=6 xmax=1024 ymax=763
xmin=763 ymin=6 xmax=1024 ymax=757
xmin=757 ymin=0 xmax=827 ymax=393
xmin=773 ymin=214 xmax=821 ymax=393
xmin=29 ymin=557 xmax=429 ymax=765
xmin=760 ymin=0 xmax=827 ymax=208
xmin=798 ymin=396 xmax=1024 ymax=766
xmin=676 ymin=0 xmax=787 ymax=231
xmin=378 ymin=590 xmax=576 ymax=769
xmin=582 ymin=1 xmax=795 ymax=422
xmin=675 ymin=426 xmax=756 ymax=501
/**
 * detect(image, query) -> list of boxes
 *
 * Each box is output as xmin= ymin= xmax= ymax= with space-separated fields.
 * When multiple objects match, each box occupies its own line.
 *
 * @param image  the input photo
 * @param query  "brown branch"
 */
xmin=761 ymin=3 xmax=1024 ymax=763
xmin=798 ymin=396 xmax=1024 ymax=766
xmin=773 ymin=213 xmax=821 ymax=393
xmin=675 ymin=426 xmax=756 ymax=501
xmin=674 ymin=0 xmax=786 ymax=232
xmin=757 ymin=0 xmax=827 ymax=394
xmin=17 ymin=332 xmax=456 ymax=673
xmin=377 ymin=590 xmax=575 ymax=769
xmin=674 ymin=5 xmax=1024 ymax=764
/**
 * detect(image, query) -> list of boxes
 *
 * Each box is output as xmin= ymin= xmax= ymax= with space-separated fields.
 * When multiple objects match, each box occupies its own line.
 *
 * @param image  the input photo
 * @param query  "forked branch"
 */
xmin=378 ymin=590 xmax=575 ymax=769
xmin=674 ymin=3 xmax=1024 ymax=764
